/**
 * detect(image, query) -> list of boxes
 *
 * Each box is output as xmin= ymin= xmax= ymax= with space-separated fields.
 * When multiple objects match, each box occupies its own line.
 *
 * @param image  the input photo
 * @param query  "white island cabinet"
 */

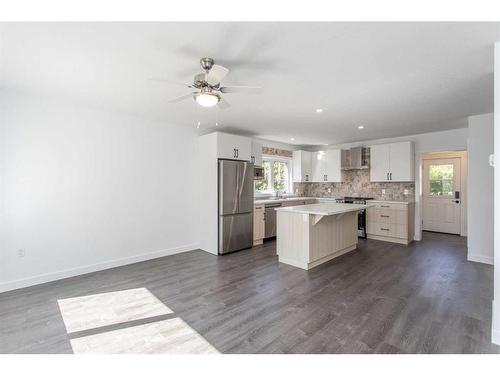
xmin=275 ymin=203 xmax=370 ymax=270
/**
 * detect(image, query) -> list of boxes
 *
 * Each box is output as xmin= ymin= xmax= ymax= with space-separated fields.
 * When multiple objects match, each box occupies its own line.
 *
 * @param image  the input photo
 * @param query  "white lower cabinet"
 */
xmin=253 ymin=205 xmax=265 ymax=245
xmin=366 ymin=202 xmax=415 ymax=244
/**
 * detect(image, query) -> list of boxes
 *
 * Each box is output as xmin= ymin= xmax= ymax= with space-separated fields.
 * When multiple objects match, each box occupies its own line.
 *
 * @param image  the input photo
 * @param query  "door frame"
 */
xmin=419 ymin=151 xmax=468 ymax=238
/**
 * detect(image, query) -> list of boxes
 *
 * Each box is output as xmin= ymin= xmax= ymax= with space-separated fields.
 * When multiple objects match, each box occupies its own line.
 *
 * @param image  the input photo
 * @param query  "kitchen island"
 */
xmin=275 ymin=202 xmax=371 ymax=270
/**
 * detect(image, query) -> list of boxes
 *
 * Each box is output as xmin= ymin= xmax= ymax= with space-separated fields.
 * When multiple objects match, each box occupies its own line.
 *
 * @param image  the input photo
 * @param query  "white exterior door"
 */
xmin=422 ymin=158 xmax=461 ymax=234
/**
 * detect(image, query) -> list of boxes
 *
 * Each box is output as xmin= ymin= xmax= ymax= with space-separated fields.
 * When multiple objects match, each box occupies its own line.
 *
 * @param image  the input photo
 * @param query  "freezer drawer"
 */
xmin=219 ymin=212 xmax=253 ymax=254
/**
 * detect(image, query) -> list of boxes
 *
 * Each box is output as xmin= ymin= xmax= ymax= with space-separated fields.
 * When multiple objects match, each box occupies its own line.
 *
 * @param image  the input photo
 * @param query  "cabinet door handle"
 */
xmin=325 ymin=175 xmax=328 ymax=181
xmin=390 ymin=172 xmax=392 ymax=180
xmin=233 ymin=149 xmax=236 ymax=158
xmin=251 ymin=156 xmax=255 ymax=163
xmin=305 ymin=174 xmax=309 ymax=181
xmin=236 ymin=149 xmax=239 ymax=158
xmin=387 ymin=172 xmax=389 ymax=180
xmin=381 ymin=205 xmax=390 ymax=208
xmin=381 ymin=228 xmax=390 ymax=231
xmin=380 ymin=215 xmax=390 ymax=218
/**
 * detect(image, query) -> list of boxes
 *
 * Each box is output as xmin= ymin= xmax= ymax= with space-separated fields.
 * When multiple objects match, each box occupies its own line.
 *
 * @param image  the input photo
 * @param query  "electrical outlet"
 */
xmin=404 ymin=189 xmax=409 ymax=195
xmin=17 ymin=249 xmax=26 ymax=258
xmin=382 ymin=189 xmax=386 ymax=195
xmin=327 ymin=188 xmax=332 ymax=193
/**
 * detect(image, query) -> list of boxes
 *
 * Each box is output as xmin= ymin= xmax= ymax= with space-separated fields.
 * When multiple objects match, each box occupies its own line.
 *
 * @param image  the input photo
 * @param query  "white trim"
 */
xmin=493 ymin=300 xmax=500 ymax=345
xmin=419 ymin=150 xmax=468 ymax=239
xmin=467 ymin=254 xmax=494 ymax=265
xmin=0 ymin=243 xmax=199 ymax=293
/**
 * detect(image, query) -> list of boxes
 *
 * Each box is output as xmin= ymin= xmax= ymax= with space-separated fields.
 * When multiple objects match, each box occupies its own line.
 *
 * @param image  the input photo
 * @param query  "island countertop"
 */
xmin=274 ymin=202 xmax=373 ymax=216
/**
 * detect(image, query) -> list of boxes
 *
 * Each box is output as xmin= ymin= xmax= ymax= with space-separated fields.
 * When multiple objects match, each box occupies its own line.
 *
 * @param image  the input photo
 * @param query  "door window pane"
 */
xmin=428 ymin=164 xmax=454 ymax=196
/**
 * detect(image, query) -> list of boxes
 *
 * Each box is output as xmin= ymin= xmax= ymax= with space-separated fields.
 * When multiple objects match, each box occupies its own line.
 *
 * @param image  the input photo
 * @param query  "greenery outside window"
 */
xmin=428 ymin=164 xmax=454 ymax=196
xmin=255 ymin=157 xmax=292 ymax=194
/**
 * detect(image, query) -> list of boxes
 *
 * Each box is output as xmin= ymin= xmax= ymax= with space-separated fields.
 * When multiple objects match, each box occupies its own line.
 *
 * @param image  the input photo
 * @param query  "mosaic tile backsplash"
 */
xmin=294 ymin=169 xmax=415 ymax=202
xmin=262 ymin=146 xmax=293 ymax=158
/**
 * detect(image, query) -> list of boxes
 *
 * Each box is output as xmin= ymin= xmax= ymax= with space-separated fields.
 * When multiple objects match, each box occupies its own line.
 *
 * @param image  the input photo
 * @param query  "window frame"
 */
xmin=255 ymin=156 xmax=293 ymax=195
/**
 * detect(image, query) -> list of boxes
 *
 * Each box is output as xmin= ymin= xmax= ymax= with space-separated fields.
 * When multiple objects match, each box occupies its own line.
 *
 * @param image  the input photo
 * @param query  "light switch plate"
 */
xmin=489 ymin=154 xmax=495 ymax=167
xmin=404 ymin=189 xmax=409 ymax=195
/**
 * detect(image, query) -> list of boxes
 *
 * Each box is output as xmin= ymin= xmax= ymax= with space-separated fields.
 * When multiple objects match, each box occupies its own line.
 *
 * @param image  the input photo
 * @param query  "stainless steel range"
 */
xmin=335 ymin=197 xmax=374 ymax=238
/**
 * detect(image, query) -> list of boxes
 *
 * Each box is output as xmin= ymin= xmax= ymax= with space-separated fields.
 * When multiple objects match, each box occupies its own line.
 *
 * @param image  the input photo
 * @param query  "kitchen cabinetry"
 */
xmin=251 ymin=141 xmax=262 ymax=166
xmin=366 ymin=201 xmax=415 ymax=244
xmin=292 ymin=151 xmax=312 ymax=182
xmin=370 ymin=141 xmax=414 ymax=182
xmin=312 ymin=150 xmax=341 ymax=182
xmin=215 ymin=132 xmax=251 ymax=161
xmin=253 ymin=204 xmax=265 ymax=245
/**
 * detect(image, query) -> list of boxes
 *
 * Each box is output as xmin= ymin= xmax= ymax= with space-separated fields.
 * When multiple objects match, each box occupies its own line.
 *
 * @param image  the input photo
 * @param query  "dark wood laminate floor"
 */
xmin=0 ymin=232 xmax=498 ymax=354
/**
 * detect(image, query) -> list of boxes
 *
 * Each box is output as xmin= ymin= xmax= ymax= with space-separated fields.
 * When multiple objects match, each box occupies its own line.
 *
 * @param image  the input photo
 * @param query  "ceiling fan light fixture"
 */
xmin=194 ymin=92 xmax=220 ymax=108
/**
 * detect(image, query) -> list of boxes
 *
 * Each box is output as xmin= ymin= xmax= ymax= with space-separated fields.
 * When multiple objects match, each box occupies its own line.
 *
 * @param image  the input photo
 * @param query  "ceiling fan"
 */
xmin=151 ymin=57 xmax=261 ymax=109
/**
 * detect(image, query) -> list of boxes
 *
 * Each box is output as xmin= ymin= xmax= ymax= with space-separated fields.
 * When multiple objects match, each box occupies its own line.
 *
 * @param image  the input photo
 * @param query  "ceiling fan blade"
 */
xmin=168 ymin=93 xmax=194 ymax=103
xmin=206 ymin=64 xmax=229 ymax=86
xmin=150 ymin=78 xmax=192 ymax=88
xmin=219 ymin=85 xmax=262 ymax=94
xmin=217 ymin=97 xmax=231 ymax=110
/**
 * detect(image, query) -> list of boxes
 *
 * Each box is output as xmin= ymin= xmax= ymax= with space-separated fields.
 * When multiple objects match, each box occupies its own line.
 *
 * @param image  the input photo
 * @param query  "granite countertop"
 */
xmin=275 ymin=202 xmax=373 ymax=216
xmin=254 ymin=196 xmax=413 ymax=205
xmin=253 ymin=196 xmax=336 ymax=205
xmin=371 ymin=200 xmax=414 ymax=204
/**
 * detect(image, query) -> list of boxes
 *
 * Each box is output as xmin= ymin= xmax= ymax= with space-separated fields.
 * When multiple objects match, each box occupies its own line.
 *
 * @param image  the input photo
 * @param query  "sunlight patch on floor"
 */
xmin=69 ymin=317 xmax=219 ymax=354
xmin=57 ymin=287 xmax=173 ymax=333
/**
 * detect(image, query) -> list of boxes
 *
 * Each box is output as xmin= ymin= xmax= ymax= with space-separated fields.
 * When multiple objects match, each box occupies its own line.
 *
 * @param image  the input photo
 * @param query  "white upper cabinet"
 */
xmin=311 ymin=150 xmax=342 ymax=182
xmin=216 ymin=132 xmax=251 ymax=161
xmin=370 ymin=144 xmax=391 ymax=182
xmin=370 ymin=141 xmax=414 ymax=182
xmin=324 ymin=150 xmax=342 ymax=182
xmin=388 ymin=141 xmax=414 ymax=181
xmin=292 ymin=150 xmax=312 ymax=182
xmin=251 ymin=141 xmax=262 ymax=166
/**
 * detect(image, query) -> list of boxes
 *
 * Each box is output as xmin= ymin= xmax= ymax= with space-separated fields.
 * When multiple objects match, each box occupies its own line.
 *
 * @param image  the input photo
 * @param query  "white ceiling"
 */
xmin=1 ymin=22 xmax=499 ymax=145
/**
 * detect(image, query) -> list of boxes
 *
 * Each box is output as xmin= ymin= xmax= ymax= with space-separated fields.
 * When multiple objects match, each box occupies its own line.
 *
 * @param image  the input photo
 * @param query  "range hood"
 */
xmin=341 ymin=147 xmax=370 ymax=170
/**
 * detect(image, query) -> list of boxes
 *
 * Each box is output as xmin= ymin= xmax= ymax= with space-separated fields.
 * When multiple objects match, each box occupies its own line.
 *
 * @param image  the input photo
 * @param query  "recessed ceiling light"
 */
xmin=290 ymin=137 xmax=295 ymax=141
xmin=215 ymin=122 xmax=218 ymax=126
xmin=323 ymin=143 xmax=329 ymax=146
xmin=358 ymin=125 xmax=364 ymax=129
xmin=316 ymin=109 xmax=323 ymax=113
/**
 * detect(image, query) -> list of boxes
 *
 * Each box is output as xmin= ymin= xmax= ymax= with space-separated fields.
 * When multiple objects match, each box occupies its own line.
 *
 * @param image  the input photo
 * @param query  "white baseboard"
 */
xmin=493 ymin=300 xmax=500 ymax=345
xmin=0 ymin=243 xmax=199 ymax=293
xmin=467 ymin=253 xmax=494 ymax=265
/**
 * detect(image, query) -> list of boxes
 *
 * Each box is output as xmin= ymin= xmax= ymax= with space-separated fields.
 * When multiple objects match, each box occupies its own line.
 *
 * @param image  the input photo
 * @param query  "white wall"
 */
xmin=492 ymin=42 xmax=500 ymax=345
xmin=0 ymin=91 xmax=200 ymax=292
xmin=467 ymin=113 xmax=494 ymax=265
xmin=307 ymin=127 xmax=469 ymax=240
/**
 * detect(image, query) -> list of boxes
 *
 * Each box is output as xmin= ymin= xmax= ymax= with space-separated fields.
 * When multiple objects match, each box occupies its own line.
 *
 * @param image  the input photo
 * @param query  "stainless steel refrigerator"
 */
xmin=218 ymin=159 xmax=254 ymax=254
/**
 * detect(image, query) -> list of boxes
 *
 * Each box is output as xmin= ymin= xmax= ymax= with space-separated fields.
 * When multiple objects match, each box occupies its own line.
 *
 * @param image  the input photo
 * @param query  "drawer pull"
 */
xmin=380 ymin=215 xmax=390 ymax=218
xmin=380 ymin=205 xmax=390 ymax=208
xmin=380 ymin=228 xmax=390 ymax=231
